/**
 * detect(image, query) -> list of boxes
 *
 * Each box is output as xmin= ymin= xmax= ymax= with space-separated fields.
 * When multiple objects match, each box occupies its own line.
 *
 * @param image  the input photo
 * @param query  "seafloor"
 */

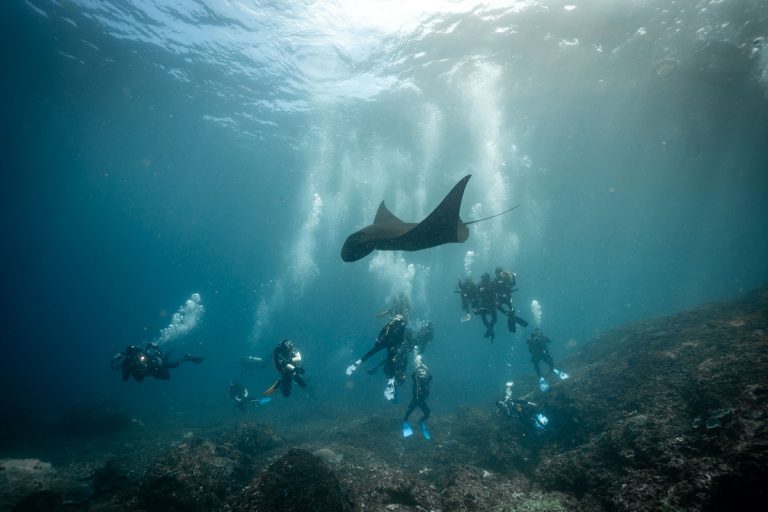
xmin=2 ymin=285 xmax=767 ymax=511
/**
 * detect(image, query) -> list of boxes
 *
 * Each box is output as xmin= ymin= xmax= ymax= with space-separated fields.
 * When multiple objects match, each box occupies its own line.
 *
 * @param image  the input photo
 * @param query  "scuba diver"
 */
xmin=368 ymin=318 xmax=433 ymax=372
xmin=228 ymin=380 xmax=271 ymax=410
xmin=364 ymin=318 xmax=433 ymax=401
xmin=383 ymin=343 xmax=409 ymax=402
xmin=402 ymin=363 xmax=433 ymax=439
xmin=111 ymin=343 xmax=202 ymax=382
xmin=496 ymin=393 xmax=549 ymax=435
xmin=477 ymin=273 xmax=498 ymax=342
xmin=264 ymin=339 xmax=307 ymax=397
xmin=493 ymin=266 xmax=529 ymax=332
xmin=493 ymin=266 xmax=517 ymax=312
xmin=456 ymin=276 xmax=479 ymax=322
xmin=346 ymin=314 xmax=407 ymax=401
xmin=526 ymin=329 xmax=569 ymax=392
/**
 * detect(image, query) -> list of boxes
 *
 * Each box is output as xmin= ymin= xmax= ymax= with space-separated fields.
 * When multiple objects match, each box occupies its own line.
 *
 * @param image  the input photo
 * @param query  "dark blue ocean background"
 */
xmin=1 ymin=0 xmax=767 ymax=430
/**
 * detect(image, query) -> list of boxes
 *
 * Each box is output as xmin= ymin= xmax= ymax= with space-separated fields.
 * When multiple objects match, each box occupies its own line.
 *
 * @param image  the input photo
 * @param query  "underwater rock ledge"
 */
xmin=5 ymin=285 xmax=768 ymax=511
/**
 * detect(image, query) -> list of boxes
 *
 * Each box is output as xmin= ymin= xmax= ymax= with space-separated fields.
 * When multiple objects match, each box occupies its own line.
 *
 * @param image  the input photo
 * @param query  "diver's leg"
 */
xmin=532 ymin=356 xmax=542 ymax=378
xmin=419 ymin=401 xmax=431 ymax=422
xmin=480 ymin=312 xmax=493 ymax=337
xmin=403 ymin=401 xmax=417 ymax=422
xmin=544 ymin=353 xmax=555 ymax=373
xmin=161 ymin=359 xmax=182 ymax=370
xmin=280 ymin=373 xmax=292 ymax=397
xmin=155 ymin=368 xmax=171 ymax=380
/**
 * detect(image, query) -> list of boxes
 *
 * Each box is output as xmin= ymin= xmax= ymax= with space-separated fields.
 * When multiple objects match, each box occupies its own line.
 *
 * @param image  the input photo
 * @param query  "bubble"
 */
xmin=530 ymin=299 xmax=543 ymax=327
xmin=156 ymin=293 xmax=205 ymax=345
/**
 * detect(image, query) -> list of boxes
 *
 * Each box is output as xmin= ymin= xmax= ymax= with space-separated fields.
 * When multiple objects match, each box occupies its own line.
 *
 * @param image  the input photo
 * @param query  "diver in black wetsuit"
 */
xmin=493 ymin=266 xmax=529 ymax=332
xmin=228 ymin=380 xmax=270 ymax=410
xmin=456 ymin=276 xmax=480 ymax=321
xmin=496 ymin=381 xmax=548 ymax=434
xmin=365 ymin=318 xmax=433 ymax=401
xmin=493 ymin=267 xmax=516 ymax=313
xmin=477 ymin=273 xmax=498 ymax=342
xmin=111 ymin=343 xmax=202 ymax=382
xmin=496 ymin=396 xmax=548 ymax=434
xmin=402 ymin=363 xmax=432 ymax=437
xmin=526 ymin=329 xmax=569 ymax=391
xmin=346 ymin=314 xmax=407 ymax=401
xmin=265 ymin=339 xmax=306 ymax=397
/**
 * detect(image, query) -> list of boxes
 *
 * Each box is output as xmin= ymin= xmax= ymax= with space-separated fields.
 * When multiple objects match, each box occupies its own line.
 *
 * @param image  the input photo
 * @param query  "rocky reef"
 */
xmin=2 ymin=286 xmax=766 ymax=511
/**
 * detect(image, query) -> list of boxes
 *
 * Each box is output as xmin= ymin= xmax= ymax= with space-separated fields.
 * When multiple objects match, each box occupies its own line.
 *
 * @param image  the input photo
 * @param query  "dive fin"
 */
xmin=385 ymin=378 xmax=396 ymax=401
xmin=539 ymin=377 xmax=550 ymax=392
xmin=255 ymin=397 xmax=272 ymax=406
xmin=402 ymin=421 xmax=413 ymax=437
xmin=262 ymin=380 xmax=280 ymax=397
xmin=420 ymin=421 xmax=431 ymax=440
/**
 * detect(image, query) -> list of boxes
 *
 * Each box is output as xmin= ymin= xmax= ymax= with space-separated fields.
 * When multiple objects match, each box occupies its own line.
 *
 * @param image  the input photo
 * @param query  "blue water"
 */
xmin=2 ymin=0 xmax=767 ymax=424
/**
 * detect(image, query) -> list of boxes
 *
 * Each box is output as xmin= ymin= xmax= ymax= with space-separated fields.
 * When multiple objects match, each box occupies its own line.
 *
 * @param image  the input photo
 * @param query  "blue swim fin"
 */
xmin=402 ymin=421 xmax=413 ymax=437
xmin=420 ymin=421 xmax=431 ymax=440
xmin=256 ymin=397 xmax=272 ymax=406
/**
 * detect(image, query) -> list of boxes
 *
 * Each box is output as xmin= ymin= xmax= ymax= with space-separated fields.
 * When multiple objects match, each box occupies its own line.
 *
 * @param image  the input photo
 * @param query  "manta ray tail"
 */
xmin=465 ymin=204 xmax=520 ymax=226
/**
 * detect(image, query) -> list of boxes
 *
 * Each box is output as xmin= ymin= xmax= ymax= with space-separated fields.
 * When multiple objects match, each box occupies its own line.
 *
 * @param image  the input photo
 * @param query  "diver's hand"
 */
xmin=346 ymin=359 xmax=362 ymax=376
xmin=286 ymin=363 xmax=295 ymax=371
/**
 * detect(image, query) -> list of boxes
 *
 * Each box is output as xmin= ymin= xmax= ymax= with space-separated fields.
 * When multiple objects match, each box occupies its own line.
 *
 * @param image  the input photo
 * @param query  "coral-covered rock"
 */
xmin=219 ymin=420 xmax=283 ymax=456
xmin=534 ymin=285 xmax=768 ymax=511
xmin=237 ymin=448 xmax=351 ymax=512
xmin=139 ymin=436 xmax=251 ymax=512
xmin=0 ymin=459 xmax=55 ymax=512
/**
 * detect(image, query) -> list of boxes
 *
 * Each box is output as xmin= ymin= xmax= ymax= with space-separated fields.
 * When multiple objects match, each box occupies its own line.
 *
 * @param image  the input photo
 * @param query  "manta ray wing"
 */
xmin=389 ymin=175 xmax=471 ymax=251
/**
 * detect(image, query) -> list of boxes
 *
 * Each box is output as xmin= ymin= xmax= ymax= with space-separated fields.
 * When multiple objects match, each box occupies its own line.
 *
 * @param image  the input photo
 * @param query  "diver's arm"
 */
xmin=286 ymin=350 xmax=302 ymax=371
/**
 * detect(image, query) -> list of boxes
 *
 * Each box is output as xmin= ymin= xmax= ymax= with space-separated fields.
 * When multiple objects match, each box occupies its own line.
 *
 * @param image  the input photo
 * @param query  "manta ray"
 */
xmin=341 ymin=175 xmax=518 ymax=262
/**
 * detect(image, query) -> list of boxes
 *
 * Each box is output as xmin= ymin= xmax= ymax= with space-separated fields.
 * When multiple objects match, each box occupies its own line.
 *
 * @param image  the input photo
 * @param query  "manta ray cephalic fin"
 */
xmin=373 ymin=201 xmax=406 ymax=225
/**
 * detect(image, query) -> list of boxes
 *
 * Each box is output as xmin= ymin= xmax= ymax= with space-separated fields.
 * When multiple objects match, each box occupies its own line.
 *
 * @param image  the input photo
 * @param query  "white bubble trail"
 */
xmin=156 ymin=293 xmax=205 ymax=345
xmin=530 ymin=299 xmax=543 ymax=328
